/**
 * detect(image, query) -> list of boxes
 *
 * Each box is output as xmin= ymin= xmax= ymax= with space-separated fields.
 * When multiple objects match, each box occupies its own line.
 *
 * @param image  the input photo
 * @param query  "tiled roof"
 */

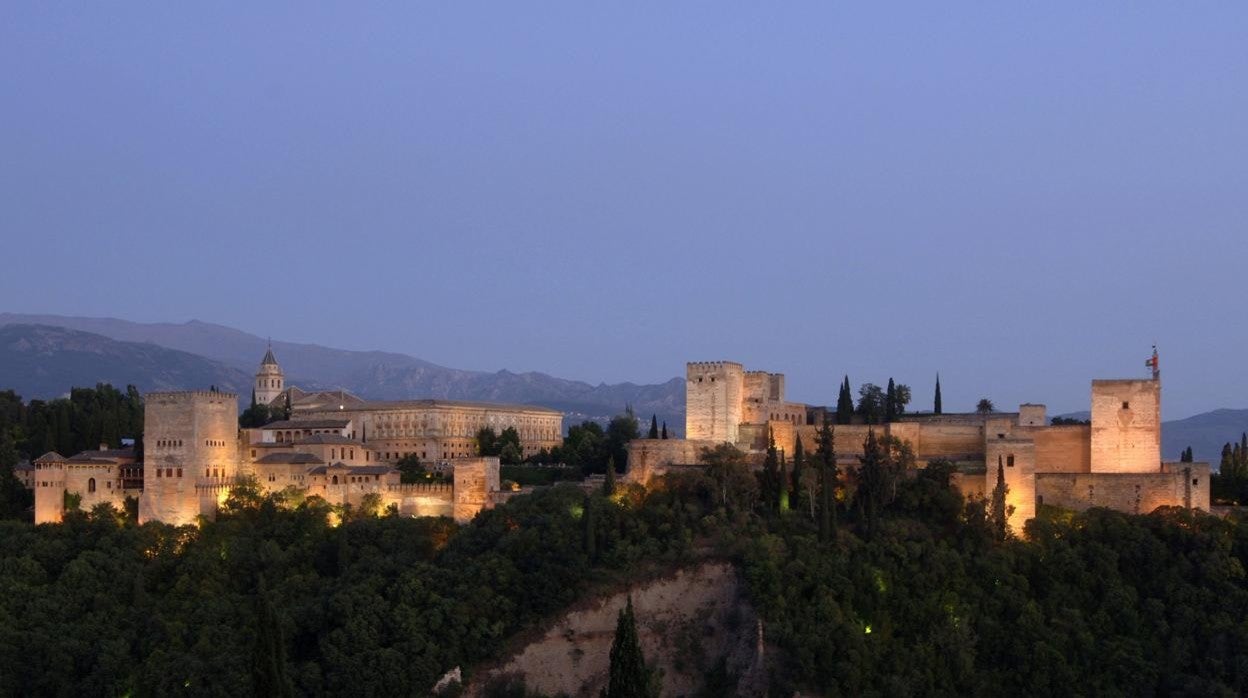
xmin=255 ymin=453 xmax=325 ymax=466
xmin=322 ymin=399 xmax=563 ymax=415
xmin=294 ymin=434 xmax=366 ymax=446
xmin=261 ymin=347 xmax=279 ymax=366
xmin=66 ymin=447 xmax=136 ymax=464
xmin=34 ymin=451 xmax=66 ymax=463
xmin=261 ymin=419 xmax=351 ymax=430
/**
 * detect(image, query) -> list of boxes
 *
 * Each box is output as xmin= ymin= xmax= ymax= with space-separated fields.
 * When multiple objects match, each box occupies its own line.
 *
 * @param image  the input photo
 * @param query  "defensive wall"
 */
xmin=1037 ymin=462 xmax=1210 ymax=515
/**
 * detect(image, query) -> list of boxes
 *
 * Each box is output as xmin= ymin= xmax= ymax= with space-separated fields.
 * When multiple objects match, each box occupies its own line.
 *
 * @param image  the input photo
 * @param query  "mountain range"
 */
xmin=2 ymin=313 xmax=1246 ymax=465
xmin=0 ymin=314 xmax=685 ymax=431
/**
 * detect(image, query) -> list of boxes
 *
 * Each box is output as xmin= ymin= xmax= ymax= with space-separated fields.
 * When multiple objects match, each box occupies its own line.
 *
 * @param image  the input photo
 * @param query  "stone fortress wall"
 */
xmin=629 ymin=357 xmax=1209 ymax=532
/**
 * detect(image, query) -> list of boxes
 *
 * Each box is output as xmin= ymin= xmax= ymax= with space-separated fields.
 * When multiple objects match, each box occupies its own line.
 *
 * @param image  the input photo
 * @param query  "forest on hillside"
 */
xmin=2 ymin=434 xmax=1248 ymax=696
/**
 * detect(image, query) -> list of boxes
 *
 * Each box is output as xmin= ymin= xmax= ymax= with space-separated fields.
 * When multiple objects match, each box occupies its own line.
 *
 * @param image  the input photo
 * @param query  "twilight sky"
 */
xmin=2 ymin=4 xmax=1246 ymax=419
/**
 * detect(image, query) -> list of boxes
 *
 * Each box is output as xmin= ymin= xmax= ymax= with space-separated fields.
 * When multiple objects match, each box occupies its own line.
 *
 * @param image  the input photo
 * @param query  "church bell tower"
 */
xmin=255 ymin=343 xmax=284 ymax=405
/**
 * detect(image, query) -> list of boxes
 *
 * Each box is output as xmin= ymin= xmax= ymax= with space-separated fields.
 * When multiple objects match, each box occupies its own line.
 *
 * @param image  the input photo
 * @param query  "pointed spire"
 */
xmin=261 ymin=341 xmax=279 ymax=367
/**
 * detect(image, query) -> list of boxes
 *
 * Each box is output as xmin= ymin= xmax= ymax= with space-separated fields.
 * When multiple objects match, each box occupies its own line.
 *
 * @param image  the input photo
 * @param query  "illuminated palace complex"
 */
xmin=30 ymin=349 xmax=562 ymax=525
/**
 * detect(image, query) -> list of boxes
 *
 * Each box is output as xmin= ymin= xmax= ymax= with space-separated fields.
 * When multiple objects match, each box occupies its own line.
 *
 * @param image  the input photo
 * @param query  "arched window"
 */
xmin=331 ymin=475 xmax=338 ymax=484
xmin=88 ymin=478 xmax=96 ymax=493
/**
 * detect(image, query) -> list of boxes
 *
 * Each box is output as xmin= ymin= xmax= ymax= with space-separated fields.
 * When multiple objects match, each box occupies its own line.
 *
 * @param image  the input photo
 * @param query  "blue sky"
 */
xmin=2 ymin=3 xmax=1246 ymax=418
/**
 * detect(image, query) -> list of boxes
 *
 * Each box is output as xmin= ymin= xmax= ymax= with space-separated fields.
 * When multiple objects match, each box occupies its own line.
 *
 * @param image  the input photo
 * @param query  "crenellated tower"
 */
xmin=685 ymin=361 xmax=745 ymax=444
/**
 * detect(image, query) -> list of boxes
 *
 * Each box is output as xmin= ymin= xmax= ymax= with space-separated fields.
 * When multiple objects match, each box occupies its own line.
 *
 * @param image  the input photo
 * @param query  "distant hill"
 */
xmin=0 ymin=324 xmax=252 ymax=400
xmin=0 ymin=314 xmax=686 ymax=430
xmin=1164 ymin=409 xmax=1248 ymax=466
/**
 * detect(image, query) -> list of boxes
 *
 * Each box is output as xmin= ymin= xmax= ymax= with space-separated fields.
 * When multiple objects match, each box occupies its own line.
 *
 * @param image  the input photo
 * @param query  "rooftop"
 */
xmin=311 ymin=398 xmax=562 ymax=415
xmin=309 ymin=463 xmax=397 ymax=476
xmin=255 ymin=452 xmax=325 ymax=466
xmin=294 ymin=434 xmax=369 ymax=447
xmin=261 ymin=418 xmax=351 ymax=430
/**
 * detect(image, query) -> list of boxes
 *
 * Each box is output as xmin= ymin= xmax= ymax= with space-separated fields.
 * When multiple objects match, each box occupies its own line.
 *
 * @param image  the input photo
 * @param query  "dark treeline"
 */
xmin=0 ymin=478 xmax=702 ymax=695
xmin=1213 ymin=432 xmax=1248 ymax=504
xmin=0 ymin=385 xmax=144 ymax=521
xmin=529 ymin=409 xmax=640 ymax=475
xmin=3 ymin=419 xmax=1248 ymax=695
xmin=0 ymin=384 xmax=143 ymax=459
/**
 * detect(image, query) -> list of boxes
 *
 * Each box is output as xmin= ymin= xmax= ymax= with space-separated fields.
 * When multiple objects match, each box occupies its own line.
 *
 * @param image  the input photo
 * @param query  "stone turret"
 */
xmin=255 ymin=345 xmax=284 ymax=406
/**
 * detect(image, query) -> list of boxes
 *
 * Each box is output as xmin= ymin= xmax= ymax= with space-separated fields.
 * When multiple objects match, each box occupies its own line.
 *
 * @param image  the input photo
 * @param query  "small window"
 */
xmin=88 ymin=478 xmax=96 ymax=493
xmin=1122 ymin=401 xmax=1130 ymax=410
xmin=1193 ymin=478 xmax=1200 ymax=486
xmin=1007 ymin=455 xmax=1015 ymax=467
xmin=997 ymin=433 xmax=1005 ymax=440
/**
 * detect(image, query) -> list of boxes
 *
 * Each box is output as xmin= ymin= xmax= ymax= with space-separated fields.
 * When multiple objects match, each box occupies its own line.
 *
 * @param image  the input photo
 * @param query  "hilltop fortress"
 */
xmin=30 ymin=349 xmax=560 ymax=526
xmin=628 ymin=355 xmax=1210 ymax=530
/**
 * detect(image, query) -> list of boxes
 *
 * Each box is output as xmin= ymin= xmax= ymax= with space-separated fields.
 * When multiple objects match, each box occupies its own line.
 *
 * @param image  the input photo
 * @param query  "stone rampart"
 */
xmin=625 ymin=439 xmax=718 ymax=486
xmin=1032 ymin=425 xmax=1091 ymax=473
xmin=1037 ymin=461 xmax=1210 ymax=515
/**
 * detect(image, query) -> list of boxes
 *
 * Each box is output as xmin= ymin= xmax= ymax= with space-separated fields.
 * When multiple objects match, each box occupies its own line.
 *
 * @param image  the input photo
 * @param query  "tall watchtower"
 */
xmin=685 ymin=362 xmax=745 ymax=444
xmin=255 ymin=345 xmax=284 ymax=405
xmin=139 ymin=390 xmax=239 ymax=525
xmin=1089 ymin=349 xmax=1162 ymax=473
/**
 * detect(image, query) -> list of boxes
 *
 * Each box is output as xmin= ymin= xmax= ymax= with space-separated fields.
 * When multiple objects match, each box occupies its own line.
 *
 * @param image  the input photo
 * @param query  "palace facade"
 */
xmin=30 ymin=348 xmax=553 ymax=526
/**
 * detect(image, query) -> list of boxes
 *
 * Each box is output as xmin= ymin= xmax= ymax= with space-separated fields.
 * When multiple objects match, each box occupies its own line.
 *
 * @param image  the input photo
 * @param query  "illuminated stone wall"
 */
xmin=1090 ymin=379 xmax=1161 ymax=473
xmin=139 ymin=391 xmax=240 ymax=526
xmin=1037 ymin=462 xmax=1210 ymax=514
xmin=685 ymin=362 xmax=744 ymax=444
xmin=453 ymin=457 xmax=501 ymax=523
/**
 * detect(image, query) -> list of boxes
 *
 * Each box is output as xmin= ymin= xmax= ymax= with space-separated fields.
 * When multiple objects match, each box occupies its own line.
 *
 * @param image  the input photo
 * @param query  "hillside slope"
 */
xmin=0 ymin=315 xmax=685 ymax=427
xmin=0 ymin=324 xmax=252 ymax=400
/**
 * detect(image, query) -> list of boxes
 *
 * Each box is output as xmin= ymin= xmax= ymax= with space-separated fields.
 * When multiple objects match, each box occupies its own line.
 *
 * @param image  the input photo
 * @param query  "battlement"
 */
xmin=146 ymin=390 xmax=239 ymax=402
xmin=387 ymin=482 xmax=453 ymax=494
xmin=686 ymin=361 xmax=744 ymax=371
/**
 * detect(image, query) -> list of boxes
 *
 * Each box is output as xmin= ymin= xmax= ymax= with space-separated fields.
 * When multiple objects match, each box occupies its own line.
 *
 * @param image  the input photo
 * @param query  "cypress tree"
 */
xmin=605 ymin=597 xmax=653 ymax=698
xmin=858 ymin=429 xmax=885 ymax=538
xmin=836 ymin=376 xmax=854 ymax=425
xmin=762 ymin=429 xmax=780 ymax=514
xmin=816 ymin=414 xmax=837 ymax=542
xmin=885 ymin=378 xmax=897 ymax=423
xmin=778 ymin=448 xmax=790 ymax=513
xmin=991 ymin=455 xmax=1009 ymax=541
xmin=604 ymin=456 xmax=617 ymax=496
xmin=250 ymin=388 xmax=258 ymax=409
xmin=660 ymin=422 xmax=668 ymax=439
xmin=647 ymin=415 xmax=659 ymax=440
xmin=251 ymin=575 xmax=294 ymax=698
xmin=934 ymin=374 xmax=943 ymax=415
xmin=792 ymin=434 xmax=807 ymax=519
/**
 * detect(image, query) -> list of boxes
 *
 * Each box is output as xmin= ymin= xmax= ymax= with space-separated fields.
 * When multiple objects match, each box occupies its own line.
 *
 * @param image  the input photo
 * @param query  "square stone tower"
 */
xmin=685 ymin=362 xmax=744 ymax=444
xmin=139 ymin=391 xmax=240 ymax=525
xmin=1090 ymin=379 xmax=1161 ymax=473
